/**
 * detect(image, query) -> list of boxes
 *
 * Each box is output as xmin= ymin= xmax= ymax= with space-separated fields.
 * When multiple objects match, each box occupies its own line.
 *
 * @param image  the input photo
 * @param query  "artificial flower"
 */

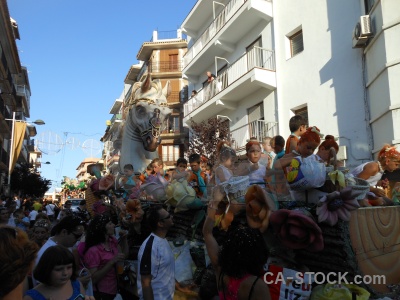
xmin=328 ymin=170 xmax=346 ymax=188
xmin=245 ymin=185 xmax=274 ymax=233
xmin=269 ymin=209 xmax=324 ymax=252
xmin=316 ymin=186 xmax=360 ymax=226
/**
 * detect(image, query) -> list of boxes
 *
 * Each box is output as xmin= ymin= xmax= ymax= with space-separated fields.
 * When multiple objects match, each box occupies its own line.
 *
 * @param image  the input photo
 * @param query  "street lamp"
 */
xmin=5 ymin=111 xmax=45 ymax=196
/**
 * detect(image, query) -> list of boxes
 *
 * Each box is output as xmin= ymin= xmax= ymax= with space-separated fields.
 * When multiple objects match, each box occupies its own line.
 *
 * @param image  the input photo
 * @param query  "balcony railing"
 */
xmin=16 ymin=84 xmax=30 ymax=101
xmin=230 ymin=120 xmax=278 ymax=151
xmin=149 ymin=30 xmax=187 ymax=42
xmin=149 ymin=60 xmax=183 ymax=73
xmin=184 ymin=0 xmax=247 ymax=68
xmin=0 ymin=148 xmax=9 ymax=168
xmin=110 ymin=114 xmax=122 ymax=123
xmin=184 ymin=46 xmax=275 ymax=116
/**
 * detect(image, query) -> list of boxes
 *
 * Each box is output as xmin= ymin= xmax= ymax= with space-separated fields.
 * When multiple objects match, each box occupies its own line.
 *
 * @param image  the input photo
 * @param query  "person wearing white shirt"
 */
xmin=137 ymin=207 xmax=175 ymax=300
xmin=28 ymin=209 xmax=39 ymax=228
xmin=44 ymin=201 xmax=56 ymax=222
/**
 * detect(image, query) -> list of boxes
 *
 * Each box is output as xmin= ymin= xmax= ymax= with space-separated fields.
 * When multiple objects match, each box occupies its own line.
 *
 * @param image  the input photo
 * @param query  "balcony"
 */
xmin=230 ymin=120 xmax=278 ymax=152
xmin=109 ymin=99 xmax=123 ymax=115
xmin=184 ymin=46 xmax=276 ymax=123
xmin=109 ymin=114 xmax=123 ymax=134
xmin=137 ymin=30 xmax=187 ymax=61
xmin=15 ymin=84 xmax=31 ymax=116
xmin=182 ymin=0 xmax=273 ymax=75
xmin=149 ymin=60 xmax=183 ymax=75
xmin=0 ymin=148 xmax=9 ymax=171
xmin=0 ymin=97 xmax=11 ymax=134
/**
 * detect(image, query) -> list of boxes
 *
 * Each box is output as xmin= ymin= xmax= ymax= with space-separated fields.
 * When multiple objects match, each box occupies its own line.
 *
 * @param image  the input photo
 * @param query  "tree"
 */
xmin=188 ymin=117 xmax=230 ymax=167
xmin=9 ymin=163 xmax=51 ymax=197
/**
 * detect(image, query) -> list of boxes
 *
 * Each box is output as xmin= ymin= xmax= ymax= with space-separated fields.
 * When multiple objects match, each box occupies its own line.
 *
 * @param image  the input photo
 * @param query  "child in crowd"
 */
xmin=28 ymin=207 xmax=39 ymax=228
xmin=283 ymin=126 xmax=326 ymax=204
xmin=315 ymin=135 xmax=339 ymax=165
xmin=236 ymin=140 xmax=266 ymax=186
xmin=214 ymin=141 xmax=236 ymax=185
xmin=266 ymin=135 xmax=289 ymax=205
xmin=261 ymin=136 xmax=276 ymax=169
xmin=13 ymin=209 xmax=30 ymax=231
xmin=171 ymin=157 xmax=190 ymax=181
xmin=271 ymin=135 xmax=286 ymax=166
xmin=24 ymin=245 xmax=89 ymax=300
xmin=285 ymin=115 xmax=307 ymax=154
xmin=188 ymin=153 xmax=208 ymax=198
xmin=31 ymin=219 xmax=51 ymax=248
xmin=139 ymin=164 xmax=153 ymax=183
xmin=151 ymin=158 xmax=165 ymax=177
xmin=119 ymin=164 xmax=141 ymax=198
xmin=279 ymin=126 xmax=324 ymax=171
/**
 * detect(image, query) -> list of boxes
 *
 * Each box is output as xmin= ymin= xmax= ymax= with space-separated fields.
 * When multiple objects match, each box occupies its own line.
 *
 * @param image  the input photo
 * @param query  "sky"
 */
xmin=7 ymin=0 xmax=197 ymax=191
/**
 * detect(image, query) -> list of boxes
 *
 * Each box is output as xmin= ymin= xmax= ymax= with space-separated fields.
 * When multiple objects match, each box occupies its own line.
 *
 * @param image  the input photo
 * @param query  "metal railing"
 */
xmin=184 ymin=46 xmax=275 ymax=116
xmin=184 ymin=0 xmax=247 ymax=67
xmin=0 ymin=148 xmax=9 ymax=167
xmin=149 ymin=60 xmax=183 ymax=73
xmin=230 ymin=120 xmax=278 ymax=151
xmin=150 ymin=30 xmax=187 ymax=41
xmin=167 ymin=91 xmax=180 ymax=103
xmin=110 ymin=114 xmax=122 ymax=123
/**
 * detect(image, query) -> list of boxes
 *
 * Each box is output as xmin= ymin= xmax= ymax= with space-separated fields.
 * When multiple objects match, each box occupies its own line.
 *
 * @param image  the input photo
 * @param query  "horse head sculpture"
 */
xmin=119 ymin=74 xmax=172 ymax=173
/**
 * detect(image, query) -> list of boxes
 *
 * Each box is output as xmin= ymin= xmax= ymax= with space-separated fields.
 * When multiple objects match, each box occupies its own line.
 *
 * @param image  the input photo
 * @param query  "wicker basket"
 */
xmin=84 ymin=188 xmax=101 ymax=215
xmin=220 ymin=176 xmax=249 ymax=203
xmin=345 ymin=177 xmax=370 ymax=200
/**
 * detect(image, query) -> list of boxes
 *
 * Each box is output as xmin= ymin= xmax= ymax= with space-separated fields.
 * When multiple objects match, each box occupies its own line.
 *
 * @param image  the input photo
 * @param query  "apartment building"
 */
xmin=0 ymin=1 xmax=38 ymax=195
xmin=102 ymin=29 xmax=189 ymax=173
xmin=181 ymin=0 xmax=400 ymax=168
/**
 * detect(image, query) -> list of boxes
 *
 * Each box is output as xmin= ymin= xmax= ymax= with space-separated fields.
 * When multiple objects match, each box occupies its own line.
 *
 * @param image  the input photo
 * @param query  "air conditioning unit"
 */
xmin=352 ymin=15 xmax=373 ymax=48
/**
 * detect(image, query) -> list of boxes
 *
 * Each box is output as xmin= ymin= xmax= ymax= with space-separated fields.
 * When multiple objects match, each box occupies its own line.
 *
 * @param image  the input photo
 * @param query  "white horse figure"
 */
xmin=119 ymin=74 xmax=172 ymax=173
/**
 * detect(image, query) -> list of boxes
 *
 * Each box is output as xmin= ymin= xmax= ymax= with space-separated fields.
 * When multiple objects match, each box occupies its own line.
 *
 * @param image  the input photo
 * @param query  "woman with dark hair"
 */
xmin=0 ymin=226 xmax=38 ymax=300
xmin=24 ymin=245 xmax=93 ymax=299
xmin=31 ymin=219 xmax=51 ymax=248
xmin=81 ymin=214 xmax=127 ymax=300
xmin=203 ymin=187 xmax=271 ymax=300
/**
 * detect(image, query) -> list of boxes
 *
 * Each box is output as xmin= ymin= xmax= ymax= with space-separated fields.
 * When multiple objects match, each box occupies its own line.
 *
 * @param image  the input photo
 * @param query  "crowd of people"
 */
xmin=2 ymin=113 xmax=400 ymax=300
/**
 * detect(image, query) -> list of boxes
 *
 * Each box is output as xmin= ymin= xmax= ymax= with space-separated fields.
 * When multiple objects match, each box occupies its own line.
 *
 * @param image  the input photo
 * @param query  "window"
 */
xmin=246 ymin=37 xmax=262 ymax=69
xmin=167 ymin=116 xmax=180 ymax=133
xmin=169 ymin=54 xmax=178 ymax=71
xmin=162 ymin=145 xmax=180 ymax=162
xmin=364 ymin=0 xmax=375 ymax=13
xmin=289 ymin=30 xmax=304 ymax=57
xmin=294 ymin=106 xmax=308 ymax=126
xmin=247 ymin=103 xmax=265 ymax=141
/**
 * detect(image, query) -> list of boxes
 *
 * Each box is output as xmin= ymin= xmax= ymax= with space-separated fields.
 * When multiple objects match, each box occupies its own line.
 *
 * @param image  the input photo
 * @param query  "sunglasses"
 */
xmin=159 ymin=213 xmax=172 ymax=221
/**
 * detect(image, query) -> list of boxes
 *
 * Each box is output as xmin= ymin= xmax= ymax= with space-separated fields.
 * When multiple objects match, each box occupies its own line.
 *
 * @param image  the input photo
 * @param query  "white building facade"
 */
xmin=181 ymin=0 xmax=399 ymax=168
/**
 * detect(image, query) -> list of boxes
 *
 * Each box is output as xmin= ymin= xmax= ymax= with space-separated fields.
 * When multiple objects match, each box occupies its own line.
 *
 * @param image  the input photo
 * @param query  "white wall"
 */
xmin=274 ymin=0 xmax=371 ymax=166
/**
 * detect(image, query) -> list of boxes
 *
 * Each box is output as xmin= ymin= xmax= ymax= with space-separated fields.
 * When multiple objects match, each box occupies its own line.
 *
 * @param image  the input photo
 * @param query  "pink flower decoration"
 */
xmin=316 ymin=186 xmax=360 ymax=226
xmin=269 ymin=209 xmax=324 ymax=252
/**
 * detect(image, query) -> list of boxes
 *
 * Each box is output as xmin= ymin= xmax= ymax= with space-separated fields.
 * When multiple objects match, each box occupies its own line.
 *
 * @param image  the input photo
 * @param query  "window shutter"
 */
xmin=291 ymin=31 xmax=304 ymax=56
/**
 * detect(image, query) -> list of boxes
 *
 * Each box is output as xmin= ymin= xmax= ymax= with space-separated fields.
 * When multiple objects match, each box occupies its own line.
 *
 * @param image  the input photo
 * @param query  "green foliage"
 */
xmin=10 ymin=163 xmax=51 ymax=197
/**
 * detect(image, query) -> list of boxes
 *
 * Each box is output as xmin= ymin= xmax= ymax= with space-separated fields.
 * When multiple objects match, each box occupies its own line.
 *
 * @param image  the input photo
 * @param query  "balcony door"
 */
xmin=247 ymin=102 xmax=264 ymax=141
xmin=246 ymin=37 xmax=262 ymax=70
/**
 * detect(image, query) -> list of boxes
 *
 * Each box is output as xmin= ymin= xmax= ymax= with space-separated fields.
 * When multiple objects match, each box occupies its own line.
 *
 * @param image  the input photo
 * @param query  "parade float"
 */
xmin=85 ymin=74 xmax=400 ymax=299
